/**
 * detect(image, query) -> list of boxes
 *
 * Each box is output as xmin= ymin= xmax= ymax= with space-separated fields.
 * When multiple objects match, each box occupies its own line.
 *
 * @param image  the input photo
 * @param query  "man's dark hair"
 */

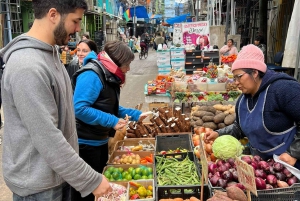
xmin=32 ymin=0 xmax=88 ymax=19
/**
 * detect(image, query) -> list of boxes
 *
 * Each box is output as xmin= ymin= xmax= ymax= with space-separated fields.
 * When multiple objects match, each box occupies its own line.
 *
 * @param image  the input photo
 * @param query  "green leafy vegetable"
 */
xmin=212 ymin=135 xmax=244 ymax=160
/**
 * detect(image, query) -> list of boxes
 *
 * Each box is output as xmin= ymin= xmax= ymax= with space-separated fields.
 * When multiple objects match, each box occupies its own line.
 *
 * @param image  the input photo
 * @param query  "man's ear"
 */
xmin=48 ymin=8 xmax=60 ymax=24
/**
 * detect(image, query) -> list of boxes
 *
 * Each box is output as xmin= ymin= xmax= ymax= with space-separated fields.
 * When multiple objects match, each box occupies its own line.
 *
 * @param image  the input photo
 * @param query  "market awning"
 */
xmin=165 ymin=13 xmax=190 ymax=25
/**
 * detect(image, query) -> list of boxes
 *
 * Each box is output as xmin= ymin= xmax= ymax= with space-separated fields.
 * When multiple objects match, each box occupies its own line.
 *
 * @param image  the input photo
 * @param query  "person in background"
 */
xmin=254 ymin=35 xmax=267 ymax=62
xmin=71 ymin=40 xmax=149 ymax=201
xmin=219 ymin=39 xmax=238 ymax=67
xmin=154 ymin=32 xmax=165 ymax=50
xmin=66 ymin=40 xmax=98 ymax=80
xmin=0 ymin=0 xmax=112 ymax=200
xmin=205 ymin=44 xmax=300 ymax=169
xmin=82 ymin=33 xmax=90 ymax=40
xmin=60 ymin=45 xmax=73 ymax=68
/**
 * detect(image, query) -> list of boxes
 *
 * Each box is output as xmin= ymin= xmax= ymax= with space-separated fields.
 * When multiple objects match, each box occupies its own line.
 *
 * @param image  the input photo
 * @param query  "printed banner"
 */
xmin=173 ymin=23 xmax=183 ymax=45
xmin=182 ymin=21 xmax=210 ymax=48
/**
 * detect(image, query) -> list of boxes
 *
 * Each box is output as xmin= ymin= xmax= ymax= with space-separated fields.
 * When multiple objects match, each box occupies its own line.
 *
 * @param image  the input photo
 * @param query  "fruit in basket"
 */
xmin=113 ymin=153 xmax=142 ymax=165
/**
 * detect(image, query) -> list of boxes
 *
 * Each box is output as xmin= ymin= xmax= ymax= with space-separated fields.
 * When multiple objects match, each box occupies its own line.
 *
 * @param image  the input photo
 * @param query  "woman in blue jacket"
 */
xmin=71 ymin=41 xmax=147 ymax=201
xmin=205 ymin=44 xmax=300 ymax=169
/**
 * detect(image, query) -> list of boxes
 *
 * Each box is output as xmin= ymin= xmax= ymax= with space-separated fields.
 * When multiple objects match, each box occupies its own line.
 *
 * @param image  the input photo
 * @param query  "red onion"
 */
xmin=267 ymin=158 xmax=275 ymax=166
xmin=273 ymin=162 xmax=284 ymax=172
xmin=253 ymin=155 xmax=262 ymax=162
xmin=235 ymin=183 xmax=246 ymax=190
xmin=218 ymin=164 xmax=229 ymax=174
xmin=255 ymin=169 xmax=267 ymax=179
xmin=266 ymin=184 xmax=274 ymax=189
xmin=251 ymin=161 xmax=258 ymax=170
xmin=282 ymin=167 xmax=292 ymax=178
xmin=241 ymin=155 xmax=252 ymax=164
xmin=268 ymin=166 xmax=276 ymax=175
xmin=274 ymin=172 xmax=286 ymax=181
xmin=224 ymin=162 xmax=232 ymax=169
xmin=227 ymin=158 xmax=235 ymax=167
xmin=222 ymin=170 xmax=233 ymax=181
xmin=287 ymin=176 xmax=298 ymax=186
xmin=232 ymin=170 xmax=239 ymax=181
xmin=208 ymin=172 xmax=213 ymax=179
xmin=217 ymin=159 xmax=225 ymax=167
xmin=217 ymin=178 xmax=227 ymax=188
xmin=208 ymin=163 xmax=218 ymax=174
xmin=255 ymin=177 xmax=266 ymax=190
xmin=266 ymin=174 xmax=277 ymax=185
xmin=258 ymin=161 xmax=270 ymax=172
xmin=210 ymin=174 xmax=220 ymax=186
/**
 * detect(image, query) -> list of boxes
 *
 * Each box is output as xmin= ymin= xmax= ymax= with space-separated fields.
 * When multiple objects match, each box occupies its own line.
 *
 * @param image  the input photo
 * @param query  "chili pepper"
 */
xmin=140 ymin=159 xmax=148 ymax=164
xmin=130 ymin=194 xmax=140 ymax=200
xmin=145 ymin=156 xmax=153 ymax=163
xmin=129 ymin=181 xmax=141 ymax=188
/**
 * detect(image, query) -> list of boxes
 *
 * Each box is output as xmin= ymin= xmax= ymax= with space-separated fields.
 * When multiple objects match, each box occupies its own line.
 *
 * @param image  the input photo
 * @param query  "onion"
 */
xmin=287 ymin=176 xmax=298 ymax=186
xmin=224 ymin=162 xmax=232 ymax=169
xmin=268 ymin=166 xmax=276 ymax=175
xmin=255 ymin=177 xmax=266 ymax=190
xmin=208 ymin=172 xmax=213 ymax=179
xmin=232 ymin=170 xmax=238 ymax=181
xmin=266 ymin=184 xmax=274 ymax=189
xmin=218 ymin=164 xmax=229 ymax=174
xmin=222 ymin=170 xmax=233 ymax=181
xmin=273 ymin=162 xmax=284 ymax=172
xmin=253 ymin=155 xmax=262 ymax=162
xmin=277 ymin=180 xmax=289 ymax=188
xmin=241 ymin=155 xmax=252 ymax=164
xmin=282 ymin=167 xmax=292 ymax=178
xmin=227 ymin=158 xmax=235 ymax=167
xmin=235 ymin=183 xmax=246 ymax=190
xmin=215 ymin=171 xmax=221 ymax=177
xmin=210 ymin=175 xmax=220 ymax=186
xmin=228 ymin=168 xmax=235 ymax=173
xmin=267 ymin=158 xmax=275 ymax=166
xmin=255 ymin=169 xmax=267 ymax=179
xmin=217 ymin=178 xmax=227 ymax=188
xmin=217 ymin=159 xmax=225 ymax=167
xmin=251 ymin=161 xmax=258 ymax=170
xmin=258 ymin=161 xmax=270 ymax=172
xmin=208 ymin=163 xmax=218 ymax=174
xmin=266 ymin=174 xmax=277 ymax=185
xmin=275 ymin=172 xmax=286 ymax=181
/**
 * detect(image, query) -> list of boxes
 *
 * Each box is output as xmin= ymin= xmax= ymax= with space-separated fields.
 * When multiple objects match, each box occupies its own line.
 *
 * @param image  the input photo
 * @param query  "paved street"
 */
xmin=0 ymin=49 xmax=158 ymax=201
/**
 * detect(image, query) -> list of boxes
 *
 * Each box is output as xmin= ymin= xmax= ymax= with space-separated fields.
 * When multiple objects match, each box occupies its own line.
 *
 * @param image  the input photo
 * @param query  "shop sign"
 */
xmin=173 ymin=23 xmax=183 ymax=45
xmin=235 ymin=157 xmax=258 ymax=196
xmin=182 ymin=21 xmax=210 ymax=49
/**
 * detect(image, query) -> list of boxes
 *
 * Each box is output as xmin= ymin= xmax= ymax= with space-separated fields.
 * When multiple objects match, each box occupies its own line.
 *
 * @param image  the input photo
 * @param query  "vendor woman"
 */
xmin=219 ymin=39 xmax=238 ymax=67
xmin=205 ymin=44 xmax=300 ymax=169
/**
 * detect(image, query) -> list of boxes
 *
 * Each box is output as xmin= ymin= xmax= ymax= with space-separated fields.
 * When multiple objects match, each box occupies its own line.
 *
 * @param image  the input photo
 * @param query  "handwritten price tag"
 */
xmin=199 ymin=140 xmax=208 ymax=183
xmin=235 ymin=157 xmax=257 ymax=196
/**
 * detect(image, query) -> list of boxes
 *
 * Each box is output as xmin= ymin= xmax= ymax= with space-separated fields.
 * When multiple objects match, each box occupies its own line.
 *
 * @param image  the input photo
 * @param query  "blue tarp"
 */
xmin=165 ymin=13 xmax=190 ymax=25
xmin=129 ymin=6 xmax=149 ymax=19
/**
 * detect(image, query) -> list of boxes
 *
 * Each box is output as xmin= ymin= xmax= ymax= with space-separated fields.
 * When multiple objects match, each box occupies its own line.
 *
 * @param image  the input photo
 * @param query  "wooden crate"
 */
xmin=113 ymin=139 xmax=155 ymax=152
xmin=107 ymin=151 xmax=154 ymax=165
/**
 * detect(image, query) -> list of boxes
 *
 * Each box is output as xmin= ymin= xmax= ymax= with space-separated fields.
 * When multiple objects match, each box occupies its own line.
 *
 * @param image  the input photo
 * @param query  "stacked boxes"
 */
xmin=157 ymin=50 xmax=171 ymax=75
xmin=170 ymin=47 xmax=185 ymax=72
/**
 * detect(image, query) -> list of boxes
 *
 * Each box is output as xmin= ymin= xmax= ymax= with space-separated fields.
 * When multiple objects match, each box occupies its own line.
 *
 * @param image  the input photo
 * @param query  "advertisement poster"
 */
xmin=173 ymin=23 xmax=183 ymax=45
xmin=182 ymin=21 xmax=210 ymax=49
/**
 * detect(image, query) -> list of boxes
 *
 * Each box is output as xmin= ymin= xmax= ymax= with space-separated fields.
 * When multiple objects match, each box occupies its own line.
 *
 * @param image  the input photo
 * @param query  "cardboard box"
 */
xmin=113 ymin=139 xmax=156 ymax=152
xmin=127 ymin=179 xmax=155 ymax=201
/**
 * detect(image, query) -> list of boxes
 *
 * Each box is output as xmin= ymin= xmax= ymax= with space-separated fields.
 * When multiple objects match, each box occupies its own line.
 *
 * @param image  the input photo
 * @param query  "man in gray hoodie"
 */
xmin=0 ymin=0 xmax=112 ymax=200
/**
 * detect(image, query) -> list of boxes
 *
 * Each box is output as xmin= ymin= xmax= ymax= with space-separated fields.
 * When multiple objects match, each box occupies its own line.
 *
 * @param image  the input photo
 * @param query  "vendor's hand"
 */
xmin=204 ymin=131 xmax=219 ymax=144
xmin=113 ymin=119 xmax=127 ymax=130
xmin=139 ymin=112 xmax=151 ymax=122
xmin=279 ymin=152 xmax=297 ymax=166
xmin=93 ymin=176 xmax=112 ymax=198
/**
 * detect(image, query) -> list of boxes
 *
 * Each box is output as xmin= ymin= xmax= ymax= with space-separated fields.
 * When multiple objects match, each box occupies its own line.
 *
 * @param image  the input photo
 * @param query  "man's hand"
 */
xmin=278 ymin=152 xmax=297 ymax=166
xmin=93 ymin=176 xmax=112 ymax=199
xmin=113 ymin=119 xmax=127 ymax=130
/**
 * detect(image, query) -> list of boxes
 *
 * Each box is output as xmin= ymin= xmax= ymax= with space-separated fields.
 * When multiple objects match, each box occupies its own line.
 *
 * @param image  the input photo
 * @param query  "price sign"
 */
xmin=199 ymin=140 xmax=208 ymax=183
xmin=235 ymin=157 xmax=257 ymax=196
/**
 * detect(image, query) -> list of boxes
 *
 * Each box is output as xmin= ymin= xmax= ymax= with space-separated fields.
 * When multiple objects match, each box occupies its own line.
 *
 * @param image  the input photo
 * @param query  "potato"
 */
xmin=195 ymin=119 xmax=204 ymax=126
xmin=190 ymin=121 xmax=196 ymax=127
xmin=202 ymin=116 xmax=214 ymax=122
xmin=198 ymin=106 xmax=209 ymax=111
xmin=224 ymin=114 xmax=236 ymax=125
xmin=216 ymin=110 xmax=223 ymax=115
xmin=192 ymin=116 xmax=201 ymax=121
xmin=213 ymin=113 xmax=226 ymax=124
xmin=226 ymin=186 xmax=247 ymax=201
xmin=202 ymin=122 xmax=217 ymax=130
xmin=193 ymin=111 xmax=202 ymax=117
xmin=206 ymin=106 xmax=217 ymax=114
xmin=218 ymin=123 xmax=226 ymax=129
xmin=199 ymin=111 xmax=214 ymax=118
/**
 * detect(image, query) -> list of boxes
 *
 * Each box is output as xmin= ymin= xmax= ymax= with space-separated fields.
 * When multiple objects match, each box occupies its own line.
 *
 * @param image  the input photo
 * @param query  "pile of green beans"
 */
xmin=156 ymin=155 xmax=201 ymax=186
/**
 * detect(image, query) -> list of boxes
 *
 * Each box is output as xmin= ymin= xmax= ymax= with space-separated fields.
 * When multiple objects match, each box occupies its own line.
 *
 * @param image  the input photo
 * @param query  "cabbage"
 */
xmin=212 ymin=135 xmax=244 ymax=160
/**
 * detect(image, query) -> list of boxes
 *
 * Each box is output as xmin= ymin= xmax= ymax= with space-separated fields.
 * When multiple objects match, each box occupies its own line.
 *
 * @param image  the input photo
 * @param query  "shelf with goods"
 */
xmin=157 ymin=49 xmax=171 ymax=75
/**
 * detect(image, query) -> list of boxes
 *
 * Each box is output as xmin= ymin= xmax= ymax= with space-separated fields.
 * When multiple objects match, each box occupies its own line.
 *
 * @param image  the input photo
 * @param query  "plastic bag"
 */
xmin=97 ymin=183 xmax=127 ymax=201
xmin=273 ymin=154 xmax=300 ymax=180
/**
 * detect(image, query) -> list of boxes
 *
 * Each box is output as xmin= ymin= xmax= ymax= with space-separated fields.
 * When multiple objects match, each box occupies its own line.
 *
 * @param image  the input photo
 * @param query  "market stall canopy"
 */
xmin=123 ymin=6 xmax=149 ymax=21
xmin=165 ymin=13 xmax=190 ymax=25
xmin=149 ymin=14 xmax=163 ymax=19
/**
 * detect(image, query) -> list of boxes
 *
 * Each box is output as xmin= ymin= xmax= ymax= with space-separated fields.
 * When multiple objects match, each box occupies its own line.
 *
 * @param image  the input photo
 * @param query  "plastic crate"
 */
xmin=158 ymin=65 xmax=172 ymax=72
xmin=127 ymin=179 xmax=155 ymax=201
xmin=158 ymin=70 xmax=171 ymax=75
xmin=157 ymin=60 xmax=171 ymax=66
xmin=171 ymin=55 xmax=186 ymax=60
xmin=171 ymin=59 xmax=185 ymax=67
xmin=156 ymin=185 xmax=210 ymax=201
xmin=170 ymin=48 xmax=185 ymax=56
xmin=155 ymin=134 xmax=193 ymax=153
xmin=208 ymin=180 xmax=300 ymax=201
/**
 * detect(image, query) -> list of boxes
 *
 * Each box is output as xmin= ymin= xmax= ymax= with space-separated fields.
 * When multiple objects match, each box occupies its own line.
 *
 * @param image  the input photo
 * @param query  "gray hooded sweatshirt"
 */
xmin=0 ymin=35 xmax=102 ymax=197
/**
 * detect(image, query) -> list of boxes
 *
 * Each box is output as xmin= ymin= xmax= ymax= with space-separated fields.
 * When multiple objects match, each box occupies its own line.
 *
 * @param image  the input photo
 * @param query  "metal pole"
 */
xmin=103 ymin=2 xmax=106 ymax=44
xmin=133 ymin=1 xmax=136 ymax=37
xmin=5 ymin=0 xmax=12 ymax=43
xmin=225 ymin=0 xmax=230 ymax=43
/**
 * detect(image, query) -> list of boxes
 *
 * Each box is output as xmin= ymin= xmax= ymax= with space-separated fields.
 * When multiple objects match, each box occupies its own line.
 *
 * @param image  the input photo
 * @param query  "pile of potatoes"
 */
xmin=190 ymin=104 xmax=236 ymax=130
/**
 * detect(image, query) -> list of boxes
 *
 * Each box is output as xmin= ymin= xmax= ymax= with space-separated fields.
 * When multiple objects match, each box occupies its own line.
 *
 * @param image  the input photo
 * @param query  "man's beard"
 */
xmin=53 ymin=17 xmax=70 ymax=46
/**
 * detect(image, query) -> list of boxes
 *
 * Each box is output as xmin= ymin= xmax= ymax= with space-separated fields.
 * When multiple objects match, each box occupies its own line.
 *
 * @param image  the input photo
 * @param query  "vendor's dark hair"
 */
xmin=78 ymin=40 xmax=98 ymax=53
xmin=255 ymin=35 xmax=264 ymax=44
xmin=104 ymin=41 xmax=135 ymax=67
xmin=32 ymin=0 xmax=87 ymax=19
xmin=242 ymin=68 xmax=265 ymax=79
xmin=228 ymin=39 xmax=234 ymax=44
